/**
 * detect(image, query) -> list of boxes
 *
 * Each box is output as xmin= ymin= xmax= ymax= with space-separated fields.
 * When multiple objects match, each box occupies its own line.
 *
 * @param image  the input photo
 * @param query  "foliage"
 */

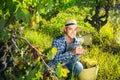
xmin=24 ymin=29 xmax=52 ymax=49
xmin=56 ymin=63 xmax=70 ymax=79
xmin=109 ymin=10 xmax=120 ymax=45
xmin=0 ymin=0 xmax=120 ymax=80
xmin=100 ymin=22 xmax=113 ymax=37
xmin=100 ymin=21 xmax=114 ymax=44
xmin=47 ymin=47 xmax=58 ymax=60
xmin=84 ymin=0 xmax=120 ymax=31
xmin=114 ymin=28 xmax=120 ymax=45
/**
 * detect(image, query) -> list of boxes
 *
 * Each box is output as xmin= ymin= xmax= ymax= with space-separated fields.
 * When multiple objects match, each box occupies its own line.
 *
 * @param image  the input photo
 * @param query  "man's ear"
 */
xmin=64 ymin=27 xmax=67 ymax=33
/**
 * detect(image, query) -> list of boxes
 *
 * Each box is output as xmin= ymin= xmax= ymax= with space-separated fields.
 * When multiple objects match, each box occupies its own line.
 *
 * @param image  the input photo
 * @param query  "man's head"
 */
xmin=61 ymin=19 xmax=81 ymax=39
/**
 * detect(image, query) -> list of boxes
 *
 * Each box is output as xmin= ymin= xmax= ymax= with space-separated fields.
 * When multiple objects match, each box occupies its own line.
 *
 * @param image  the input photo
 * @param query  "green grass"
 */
xmin=24 ymin=29 xmax=52 ymax=49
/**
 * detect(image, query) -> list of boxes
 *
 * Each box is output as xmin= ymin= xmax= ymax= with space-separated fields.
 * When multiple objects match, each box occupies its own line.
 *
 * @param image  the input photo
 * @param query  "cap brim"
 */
xmin=60 ymin=26 xmax=81 ymax=33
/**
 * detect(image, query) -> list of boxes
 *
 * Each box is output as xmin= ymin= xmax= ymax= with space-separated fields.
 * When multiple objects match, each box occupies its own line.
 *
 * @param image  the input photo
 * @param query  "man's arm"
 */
xmin=54 ymin=51 xmax=73 ymax=63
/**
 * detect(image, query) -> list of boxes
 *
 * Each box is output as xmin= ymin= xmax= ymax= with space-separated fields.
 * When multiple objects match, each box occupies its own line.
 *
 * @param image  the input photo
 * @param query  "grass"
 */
xmin=24 ymin=29 xmax=52 ymax=49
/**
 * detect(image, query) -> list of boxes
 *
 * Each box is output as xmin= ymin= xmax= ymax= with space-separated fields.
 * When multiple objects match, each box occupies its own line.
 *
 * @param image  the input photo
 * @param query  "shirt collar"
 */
xmin=64 ymin=35 xmax=78 ymax=43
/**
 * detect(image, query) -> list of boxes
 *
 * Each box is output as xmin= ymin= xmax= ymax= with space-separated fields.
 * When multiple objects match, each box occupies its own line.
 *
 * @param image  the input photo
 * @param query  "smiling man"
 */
xmin=47 ymin=19 xmax=85 ymax=79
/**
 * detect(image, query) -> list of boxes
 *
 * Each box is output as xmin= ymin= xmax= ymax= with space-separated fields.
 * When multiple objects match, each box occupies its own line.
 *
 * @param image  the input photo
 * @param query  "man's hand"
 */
xmin=72 ymin=46 xmax=85 ymax=55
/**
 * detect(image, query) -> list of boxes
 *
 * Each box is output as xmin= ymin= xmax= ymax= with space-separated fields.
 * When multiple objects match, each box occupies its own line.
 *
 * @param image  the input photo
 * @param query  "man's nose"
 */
xmin=72 ymin=30 xmax=76 ymax=33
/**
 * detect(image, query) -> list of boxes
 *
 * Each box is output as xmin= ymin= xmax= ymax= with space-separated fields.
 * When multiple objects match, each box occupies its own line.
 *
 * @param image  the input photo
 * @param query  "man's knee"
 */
xmin=74 ymin=61 xmax=83 ymax=76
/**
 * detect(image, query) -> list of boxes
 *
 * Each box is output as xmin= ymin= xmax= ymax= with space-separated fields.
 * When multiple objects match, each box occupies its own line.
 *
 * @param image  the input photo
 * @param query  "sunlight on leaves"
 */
xmin=100 ymin=21 xmax=114 ymax=40
xmin=56 ymin=63 xmax=69 ymax=78
xmin=61 ymin=68 xmax=70 ymax=78
xmin=115 ymin=29 xmax=120 ymax=45
xmin=51 ymin=47 xmax=58 ymax=55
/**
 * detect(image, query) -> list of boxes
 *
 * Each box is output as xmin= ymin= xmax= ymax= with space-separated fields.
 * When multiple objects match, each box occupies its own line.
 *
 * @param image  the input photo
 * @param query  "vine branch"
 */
xmin=11 ymin=35 xmax=57 ymax=79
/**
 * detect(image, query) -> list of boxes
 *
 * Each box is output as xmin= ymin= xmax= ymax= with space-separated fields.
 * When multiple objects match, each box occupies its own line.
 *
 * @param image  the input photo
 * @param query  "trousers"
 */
xmin=65 ymin=61 xmax=83 ymax=77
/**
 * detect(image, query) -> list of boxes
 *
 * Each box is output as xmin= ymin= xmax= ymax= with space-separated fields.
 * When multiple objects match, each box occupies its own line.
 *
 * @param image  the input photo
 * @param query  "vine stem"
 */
xmin=12 ymin=35 xmax=58 ymax=79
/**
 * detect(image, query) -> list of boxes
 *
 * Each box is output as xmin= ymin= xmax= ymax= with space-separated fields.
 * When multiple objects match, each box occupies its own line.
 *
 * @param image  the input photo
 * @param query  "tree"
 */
xmin=83 ymin=0 xmax=120 ymax=31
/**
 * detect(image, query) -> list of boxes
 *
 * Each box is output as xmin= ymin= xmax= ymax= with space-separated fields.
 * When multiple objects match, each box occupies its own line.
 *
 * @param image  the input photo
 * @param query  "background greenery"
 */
xmin=0 ymin=0 xmax=120 ymax=80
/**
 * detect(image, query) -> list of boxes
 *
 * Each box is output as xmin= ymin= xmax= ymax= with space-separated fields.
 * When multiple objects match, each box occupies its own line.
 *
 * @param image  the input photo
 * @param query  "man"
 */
xmin=47 ymin=19 xmax=85 ymax=79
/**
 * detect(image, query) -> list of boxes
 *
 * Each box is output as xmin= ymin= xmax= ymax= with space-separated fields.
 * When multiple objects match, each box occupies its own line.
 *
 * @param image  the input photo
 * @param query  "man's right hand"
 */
xmin=72 ymin=46 xmax=85 ymax=55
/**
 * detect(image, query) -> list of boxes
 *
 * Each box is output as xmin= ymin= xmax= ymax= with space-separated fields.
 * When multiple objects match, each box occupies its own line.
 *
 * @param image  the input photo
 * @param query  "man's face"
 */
xmin=65 ymin=26 xmax=77 ymax=39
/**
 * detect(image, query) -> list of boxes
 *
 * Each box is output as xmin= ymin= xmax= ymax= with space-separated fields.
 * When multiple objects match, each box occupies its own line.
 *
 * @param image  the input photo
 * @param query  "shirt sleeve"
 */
xmin=71 ymin=55 xmax=80 ymax=62
xmin=52 ymin=38 xmax=73 ymax=64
